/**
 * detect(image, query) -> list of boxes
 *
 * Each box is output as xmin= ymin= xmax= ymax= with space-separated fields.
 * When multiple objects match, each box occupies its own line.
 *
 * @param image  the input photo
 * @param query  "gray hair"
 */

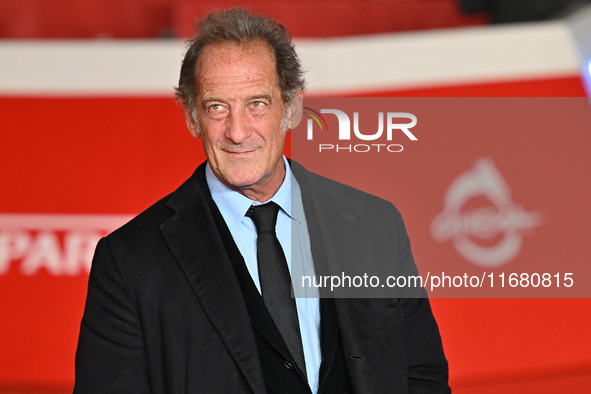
xmin=175 ymin=7 xmax=305 ymax=132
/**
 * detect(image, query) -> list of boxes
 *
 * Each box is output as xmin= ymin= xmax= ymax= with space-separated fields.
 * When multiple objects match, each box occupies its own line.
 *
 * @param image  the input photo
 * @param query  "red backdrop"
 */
xmin=1 ymin=75 xmax=590 ymax=392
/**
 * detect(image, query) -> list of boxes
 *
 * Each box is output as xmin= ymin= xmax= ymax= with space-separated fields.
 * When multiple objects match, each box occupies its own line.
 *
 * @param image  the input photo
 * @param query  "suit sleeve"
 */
xmin=74 ymin=237 xmax=151 ymax=393
xmin=392 ymin=206 xmax=451 ymax=393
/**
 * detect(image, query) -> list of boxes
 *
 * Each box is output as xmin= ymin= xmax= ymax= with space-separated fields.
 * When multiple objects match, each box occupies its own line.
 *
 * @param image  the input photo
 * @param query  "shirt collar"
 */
xmin=206 ymin=156 xmax=300 ymax=231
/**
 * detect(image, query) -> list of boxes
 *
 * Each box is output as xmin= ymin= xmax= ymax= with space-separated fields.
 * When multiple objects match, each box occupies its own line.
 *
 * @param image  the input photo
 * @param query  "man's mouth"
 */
xmin=223 ymin=146 xmax=258 ymax=156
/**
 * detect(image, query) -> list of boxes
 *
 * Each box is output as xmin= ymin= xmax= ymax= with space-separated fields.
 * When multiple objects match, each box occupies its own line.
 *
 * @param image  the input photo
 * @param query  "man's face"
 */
xmin=188 ymin=40 xmax=288 ymax=202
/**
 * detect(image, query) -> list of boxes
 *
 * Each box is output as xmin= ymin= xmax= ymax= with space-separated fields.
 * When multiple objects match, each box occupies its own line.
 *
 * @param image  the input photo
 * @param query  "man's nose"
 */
xmin=225 ymin=109 xmax=251 ymax=144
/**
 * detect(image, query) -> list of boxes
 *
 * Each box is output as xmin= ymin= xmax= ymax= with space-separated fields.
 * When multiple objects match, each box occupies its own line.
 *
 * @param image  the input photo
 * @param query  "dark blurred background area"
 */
xmin=460 ymin=0 xmax=591 ymax=23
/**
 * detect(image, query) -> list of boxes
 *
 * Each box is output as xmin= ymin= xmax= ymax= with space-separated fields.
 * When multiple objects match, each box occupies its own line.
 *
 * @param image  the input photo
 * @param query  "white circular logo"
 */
xmin=431 ymin=158 xmax=543 ymax=267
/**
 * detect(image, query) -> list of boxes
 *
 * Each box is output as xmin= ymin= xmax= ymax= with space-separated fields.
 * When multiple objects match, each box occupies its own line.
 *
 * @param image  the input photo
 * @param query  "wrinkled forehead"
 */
xmin=195 ymin=40 xmax=279 ymax=87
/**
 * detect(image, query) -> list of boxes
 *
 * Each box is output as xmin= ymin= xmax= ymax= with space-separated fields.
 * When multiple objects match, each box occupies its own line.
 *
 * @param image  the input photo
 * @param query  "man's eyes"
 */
xmin=204 ymin=100 xmax=269 ymax=118
xmin=208 ymin=104 xmax=225 ymax=111
xmin=204 ymin=104 xmax=227 ymax=120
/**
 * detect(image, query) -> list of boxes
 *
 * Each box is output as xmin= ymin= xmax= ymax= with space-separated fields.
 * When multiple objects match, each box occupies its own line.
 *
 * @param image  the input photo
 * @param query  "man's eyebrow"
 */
xmin=246 ymin=94 xmax=273 ymax=103
xmin=201 ymin=97 xmax=225 ymax=107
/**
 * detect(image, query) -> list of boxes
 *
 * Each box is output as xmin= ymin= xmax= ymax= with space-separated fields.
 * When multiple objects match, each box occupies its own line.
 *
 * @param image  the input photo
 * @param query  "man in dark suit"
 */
xmin=75 ymin=7 xmax=449 ymax=393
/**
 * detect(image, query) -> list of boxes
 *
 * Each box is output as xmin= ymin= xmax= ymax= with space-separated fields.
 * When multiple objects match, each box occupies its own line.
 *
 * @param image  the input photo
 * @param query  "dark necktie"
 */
xmin=246 ymin=202 xmax=307 ymax=375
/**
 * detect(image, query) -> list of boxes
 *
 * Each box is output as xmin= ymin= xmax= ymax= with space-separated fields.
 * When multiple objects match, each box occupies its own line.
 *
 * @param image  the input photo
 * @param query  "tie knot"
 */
xmin=246 ymin=202 xmax=281 ymax=234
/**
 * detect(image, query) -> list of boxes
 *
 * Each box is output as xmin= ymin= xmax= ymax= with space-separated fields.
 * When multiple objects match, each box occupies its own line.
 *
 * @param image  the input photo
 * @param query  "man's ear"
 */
xmin=288 ymin=92 xmax=303 ymax=130
xmin=184 ymin=110 xmax=200 ymax=138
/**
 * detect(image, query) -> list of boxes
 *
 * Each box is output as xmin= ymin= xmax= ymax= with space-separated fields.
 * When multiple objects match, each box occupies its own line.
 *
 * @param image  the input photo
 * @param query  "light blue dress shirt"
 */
xmin=205 ymin=157 xmax=321 ymax=393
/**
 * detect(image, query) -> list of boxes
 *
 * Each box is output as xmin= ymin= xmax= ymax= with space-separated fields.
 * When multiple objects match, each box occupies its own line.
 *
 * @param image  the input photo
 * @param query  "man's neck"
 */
xmin=229 ymin=161 xmax=287 ymax=203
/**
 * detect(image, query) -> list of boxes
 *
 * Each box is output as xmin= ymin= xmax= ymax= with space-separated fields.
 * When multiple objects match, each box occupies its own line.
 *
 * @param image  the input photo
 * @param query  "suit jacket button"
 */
xmin=282 ymin=360 xmax=294 ymax=370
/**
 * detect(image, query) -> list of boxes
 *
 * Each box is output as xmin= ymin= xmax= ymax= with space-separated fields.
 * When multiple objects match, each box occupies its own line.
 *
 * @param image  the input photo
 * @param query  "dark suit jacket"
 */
xmin=75 ymin=161 xmax=450 ymax=393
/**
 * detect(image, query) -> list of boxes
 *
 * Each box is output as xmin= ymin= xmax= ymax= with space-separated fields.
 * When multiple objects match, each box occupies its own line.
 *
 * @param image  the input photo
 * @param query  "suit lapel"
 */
xmin=160 ymin=165 xmax=266 ymax=394
xmin=292 ymin=162 xmax=372 ymax=295
xmin=292 ymin=161 xmax=374 ymax=394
